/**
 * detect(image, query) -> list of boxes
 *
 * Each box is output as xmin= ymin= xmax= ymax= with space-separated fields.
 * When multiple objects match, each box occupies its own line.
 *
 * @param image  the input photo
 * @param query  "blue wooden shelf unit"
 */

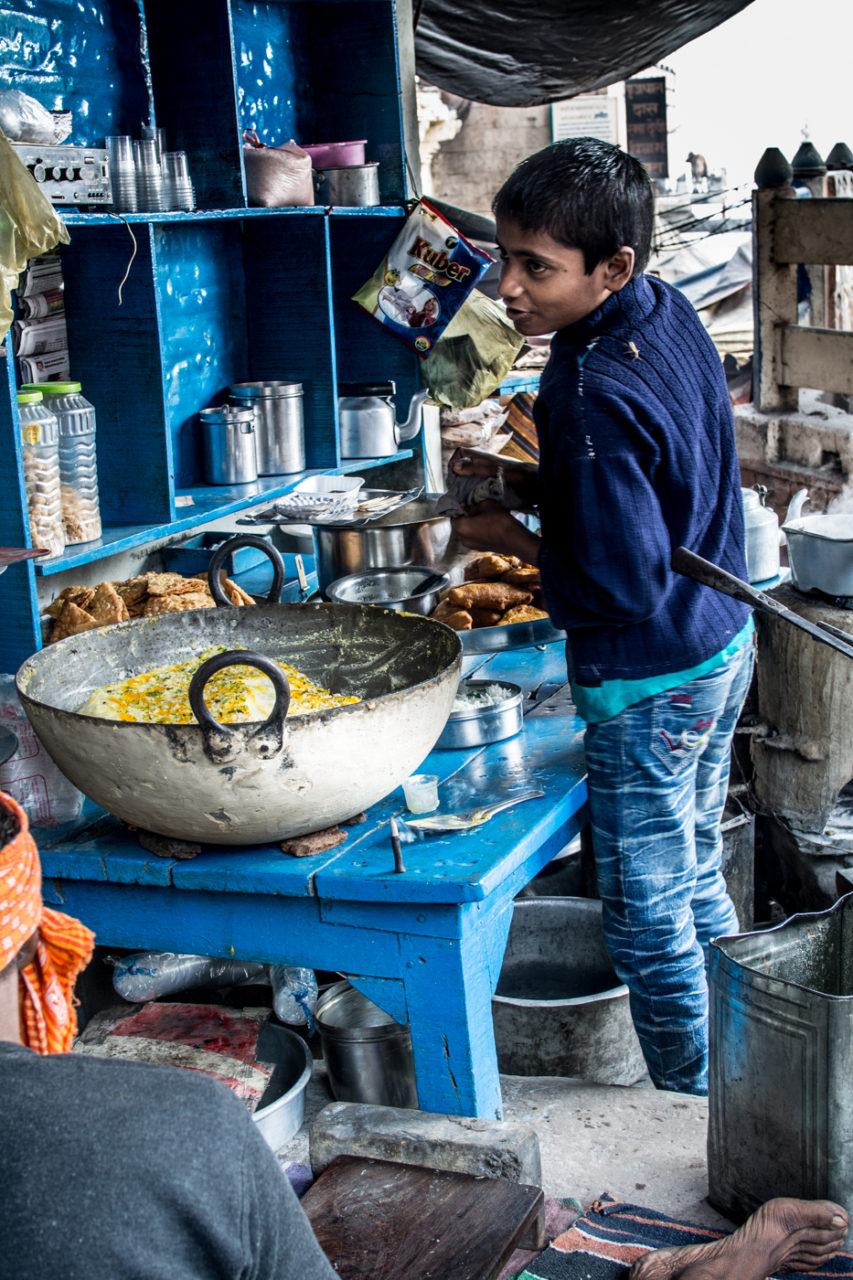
xmin=0 ymin=0 xmax=425 ymax=672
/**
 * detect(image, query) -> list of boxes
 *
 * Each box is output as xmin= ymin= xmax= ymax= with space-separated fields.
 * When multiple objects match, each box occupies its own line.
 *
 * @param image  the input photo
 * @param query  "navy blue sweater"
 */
xmin=535 ymin=273 xmax=750 ymax=683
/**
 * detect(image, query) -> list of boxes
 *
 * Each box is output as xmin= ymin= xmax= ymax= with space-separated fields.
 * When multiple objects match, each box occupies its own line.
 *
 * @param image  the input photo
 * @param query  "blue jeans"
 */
xmin=583 ymin=641 xmax=754 ymax=1096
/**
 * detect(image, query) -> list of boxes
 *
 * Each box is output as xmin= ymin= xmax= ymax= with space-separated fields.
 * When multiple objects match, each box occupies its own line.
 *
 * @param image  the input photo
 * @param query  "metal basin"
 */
xmin=493 ymin=897 xmax=647 ymax=1085
xmin=253 ymin=1021 xmax=314 ymax=1152
xmin=16 ymin=600 xmax=462 ymax=846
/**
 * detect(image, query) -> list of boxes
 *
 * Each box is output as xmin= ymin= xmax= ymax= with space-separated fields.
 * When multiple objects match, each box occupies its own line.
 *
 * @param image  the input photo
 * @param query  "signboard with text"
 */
xmin=625 ymin=77 xmax=668 ymax=179
xmin=551 ymin=94 xmax=619 ymax=146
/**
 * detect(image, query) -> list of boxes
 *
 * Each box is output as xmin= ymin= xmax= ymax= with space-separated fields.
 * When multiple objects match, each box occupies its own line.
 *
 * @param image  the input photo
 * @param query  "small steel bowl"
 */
xmin=325 ymin=565 xmax=449 ymax=616
xmin=435 ymin=679 xmax=524 ymax=749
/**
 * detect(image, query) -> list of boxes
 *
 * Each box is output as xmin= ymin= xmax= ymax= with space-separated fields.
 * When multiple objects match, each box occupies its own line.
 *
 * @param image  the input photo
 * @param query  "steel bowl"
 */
xmin=325 ymin=566 xmax=449 ymax=616
xmin=435 ymin=679 xmax=524 ymax=749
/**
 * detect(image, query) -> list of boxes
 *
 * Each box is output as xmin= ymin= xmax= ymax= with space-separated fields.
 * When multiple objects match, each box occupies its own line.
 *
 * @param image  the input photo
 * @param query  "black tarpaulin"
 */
xmin=414 ymin=0 xmax=756 ymax=107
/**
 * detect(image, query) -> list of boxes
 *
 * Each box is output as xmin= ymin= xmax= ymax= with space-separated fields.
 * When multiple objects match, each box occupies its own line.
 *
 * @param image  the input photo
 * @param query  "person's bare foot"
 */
xmin=629 ymin=1198 xmax=849 ymax=1280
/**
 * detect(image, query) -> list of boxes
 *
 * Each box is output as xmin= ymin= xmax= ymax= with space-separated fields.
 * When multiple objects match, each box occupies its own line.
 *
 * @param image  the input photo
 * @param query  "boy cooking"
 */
xmin=450 ymin=137 xmax=752 ymax=1096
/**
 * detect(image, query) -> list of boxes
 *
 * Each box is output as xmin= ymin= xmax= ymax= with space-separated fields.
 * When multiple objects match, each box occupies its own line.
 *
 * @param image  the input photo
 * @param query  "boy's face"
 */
xmin=496 ymin=217 xmax=632 ymax=336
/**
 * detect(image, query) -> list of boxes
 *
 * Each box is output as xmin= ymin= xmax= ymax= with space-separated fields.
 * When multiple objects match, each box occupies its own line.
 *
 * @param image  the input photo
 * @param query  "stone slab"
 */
xmin=310 ymin=1100 xmax=542 ymax=1187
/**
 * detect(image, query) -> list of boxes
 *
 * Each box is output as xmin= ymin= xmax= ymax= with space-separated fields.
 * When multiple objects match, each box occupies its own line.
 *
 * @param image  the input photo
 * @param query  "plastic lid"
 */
xmin=17 ymin=391 xmax=44 ymax=404
xmin=38 ymin=381 xmax=82 ymax=394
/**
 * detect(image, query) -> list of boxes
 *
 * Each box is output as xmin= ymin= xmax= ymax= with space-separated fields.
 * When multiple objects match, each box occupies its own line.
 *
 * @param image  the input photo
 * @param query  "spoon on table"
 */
xmin=403 ymin=790 xmax=544 ymax=833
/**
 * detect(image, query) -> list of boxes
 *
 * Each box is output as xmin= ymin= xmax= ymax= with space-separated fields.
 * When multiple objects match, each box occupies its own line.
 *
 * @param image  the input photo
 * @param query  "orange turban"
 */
xmin=0 ymin=791 xmax=94 ymax=1053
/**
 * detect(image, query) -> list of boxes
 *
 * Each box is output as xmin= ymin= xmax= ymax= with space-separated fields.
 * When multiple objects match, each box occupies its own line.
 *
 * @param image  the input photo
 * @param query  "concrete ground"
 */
xmin=276 ymin=1060 xmax=735 ymax=1233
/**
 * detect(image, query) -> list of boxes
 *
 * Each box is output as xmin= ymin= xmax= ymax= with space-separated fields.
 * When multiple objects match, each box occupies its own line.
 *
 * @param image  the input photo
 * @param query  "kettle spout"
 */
xmin=784 ymin=487 xmax=809 ymax=526
xmin=395 ymin=388 xmax=428 ymax=443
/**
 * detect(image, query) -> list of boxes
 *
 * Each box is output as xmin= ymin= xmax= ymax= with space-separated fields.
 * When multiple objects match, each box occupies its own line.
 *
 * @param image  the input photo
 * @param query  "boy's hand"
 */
xmin=452 ymin=501 xmax=541 ymax=565
xmin=449 ymin=447 xmax=540 ymax=506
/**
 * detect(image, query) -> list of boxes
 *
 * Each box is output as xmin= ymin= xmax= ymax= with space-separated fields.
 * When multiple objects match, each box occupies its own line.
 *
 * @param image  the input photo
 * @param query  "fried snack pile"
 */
xmin=76 ymin=644 xmax=360 ymax=724
xmin=44 ymin=571 xmax=255 ymax=644
xmin=431 ymin=553 xmax=549 ymax=631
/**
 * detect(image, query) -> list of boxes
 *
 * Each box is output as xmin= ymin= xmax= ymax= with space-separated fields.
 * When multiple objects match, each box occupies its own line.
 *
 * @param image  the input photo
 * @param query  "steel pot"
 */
xmin=16 ymin=536 xmax=462 ymax=846
xmin=313 ymin=495 xmax=460 ymax=594
xmin=782 ymin=511 xmax=853 ymax=596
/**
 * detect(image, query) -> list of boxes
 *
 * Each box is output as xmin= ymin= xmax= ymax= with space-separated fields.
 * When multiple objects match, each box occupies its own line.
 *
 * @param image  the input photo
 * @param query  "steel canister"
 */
xmin=199 ymin=405 xmax=257 ymax=485
xmin=229 ymin=381 xmax=305 ymax=475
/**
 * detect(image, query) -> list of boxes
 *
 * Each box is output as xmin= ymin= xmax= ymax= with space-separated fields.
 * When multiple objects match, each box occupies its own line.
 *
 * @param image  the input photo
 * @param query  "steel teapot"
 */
xmin=742 ymin=484 xmax=808 ymax=583
xmin=338 ymin=381 xmax=427 ymax=459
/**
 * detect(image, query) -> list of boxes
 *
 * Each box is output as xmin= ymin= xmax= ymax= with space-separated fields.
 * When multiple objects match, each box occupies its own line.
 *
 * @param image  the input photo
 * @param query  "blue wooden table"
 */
xmin=36 ymin=642 xmax=587 ymax=1120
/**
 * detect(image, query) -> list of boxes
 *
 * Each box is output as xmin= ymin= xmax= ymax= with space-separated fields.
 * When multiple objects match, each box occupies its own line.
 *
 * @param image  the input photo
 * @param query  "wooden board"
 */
xmin=301 ymin=1155 xmax=544 ymax=1280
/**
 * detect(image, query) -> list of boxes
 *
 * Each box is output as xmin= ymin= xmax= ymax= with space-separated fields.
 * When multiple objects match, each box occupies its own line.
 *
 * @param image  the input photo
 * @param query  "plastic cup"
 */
xmin=402 ymin=773 xmax=439 ymax=814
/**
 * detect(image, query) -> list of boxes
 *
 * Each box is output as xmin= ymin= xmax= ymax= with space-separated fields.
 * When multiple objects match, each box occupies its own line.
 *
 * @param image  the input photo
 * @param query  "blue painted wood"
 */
xmin=154 ymin=221 xmax=250 ymax=491
xmin=241 ymin=217 xmax=338 ymax=470
xmin=0 ymin=343 xmax=42 ymax=670
xmin=59 ymin=209 xmax=403 ymax=228
xmin=0 ymin=1 xmax=150 ymax=142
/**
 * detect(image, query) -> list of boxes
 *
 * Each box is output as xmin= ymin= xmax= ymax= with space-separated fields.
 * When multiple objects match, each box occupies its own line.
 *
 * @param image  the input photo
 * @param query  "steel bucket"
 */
xmin=16 ymin=538 xmax=461 ymax=845
xmin=315 ymin=980 xmax=418 ymax=1108
xmin=708 ymin=893 xmax=853 ymax=1221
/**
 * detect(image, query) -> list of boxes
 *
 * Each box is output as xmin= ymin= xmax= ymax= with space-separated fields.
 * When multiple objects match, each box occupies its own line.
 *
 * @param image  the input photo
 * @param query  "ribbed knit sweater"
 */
xmin=535 ymin=273 xmax=750 ymax=683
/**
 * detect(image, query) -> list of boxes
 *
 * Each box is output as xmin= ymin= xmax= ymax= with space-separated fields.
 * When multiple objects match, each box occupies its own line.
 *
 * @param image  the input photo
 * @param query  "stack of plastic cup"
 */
xmin=164 ymin=151 xmax=196 ymax=211
xmin=134 ymin=136 xmax=165 ymax=212
xmin=106 ymin=135 xmax=138 ymax=212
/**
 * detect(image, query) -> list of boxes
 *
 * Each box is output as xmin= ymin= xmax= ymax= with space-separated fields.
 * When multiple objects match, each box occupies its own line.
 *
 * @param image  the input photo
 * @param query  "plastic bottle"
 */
xmin=24 ymin=381 xmax=102 ymax=545
xmin=16 ymin=391 xmax=65 ymax=559
xmin=108 ymin=952 xmax=267 ymax=1002
xmin=269 ymin=965 xmax=319 ymax=1029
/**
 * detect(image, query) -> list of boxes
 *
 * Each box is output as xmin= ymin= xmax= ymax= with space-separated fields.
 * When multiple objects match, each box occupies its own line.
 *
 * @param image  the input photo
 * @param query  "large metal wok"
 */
xmin=16 ymin=537 xmax=462 ymax=846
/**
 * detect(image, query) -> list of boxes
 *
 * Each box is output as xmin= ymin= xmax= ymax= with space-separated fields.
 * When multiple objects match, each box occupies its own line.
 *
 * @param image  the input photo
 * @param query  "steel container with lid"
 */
xmin=16 ymin=391 xmax=65 ymax=559
xmin=228 ymin=380 xmax=305 ymax=475
xmin=199 ymin=405 xmax=258 ymax=485
xmin=24 ymin=381 xmax=102 ymax=545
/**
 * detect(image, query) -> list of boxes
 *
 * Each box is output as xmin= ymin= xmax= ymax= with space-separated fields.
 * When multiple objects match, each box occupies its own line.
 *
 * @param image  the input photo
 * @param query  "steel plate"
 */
xmin=459 ymin=615 xmax=566 ymax=653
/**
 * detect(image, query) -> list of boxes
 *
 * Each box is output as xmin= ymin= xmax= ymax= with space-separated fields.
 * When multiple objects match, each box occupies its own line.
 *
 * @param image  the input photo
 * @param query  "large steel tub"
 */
xmin=16 ymin=601 xmax=461 ymax=846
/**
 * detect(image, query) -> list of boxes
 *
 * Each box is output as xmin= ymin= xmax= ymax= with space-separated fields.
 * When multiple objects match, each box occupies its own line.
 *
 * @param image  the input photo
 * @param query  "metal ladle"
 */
xmin=403 ymin=789 xmax=544 ymax=833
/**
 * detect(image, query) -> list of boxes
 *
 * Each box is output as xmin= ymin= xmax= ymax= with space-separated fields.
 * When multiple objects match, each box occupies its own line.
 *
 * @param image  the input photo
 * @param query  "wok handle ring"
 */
xmin=188 ymin=650 xmax=291 ymax=761
xmin=207 ymin=535 xmax=286 ymax=606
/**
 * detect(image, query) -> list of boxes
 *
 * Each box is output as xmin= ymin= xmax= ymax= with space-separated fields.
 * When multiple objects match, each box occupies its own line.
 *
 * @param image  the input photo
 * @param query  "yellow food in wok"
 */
xmin=76 ymin=645 xmax=359 ymax=724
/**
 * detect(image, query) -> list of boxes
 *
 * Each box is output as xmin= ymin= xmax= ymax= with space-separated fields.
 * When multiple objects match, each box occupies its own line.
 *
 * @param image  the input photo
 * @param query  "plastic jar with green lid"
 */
xmin=16 ymin=391 xmax=65 ymax=559
xmin=30 ymin=382 xmax=102 ymax=545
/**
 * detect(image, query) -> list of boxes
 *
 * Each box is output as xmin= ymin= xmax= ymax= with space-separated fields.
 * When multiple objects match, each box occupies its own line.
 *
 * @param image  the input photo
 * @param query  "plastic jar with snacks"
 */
xmin=23 ymin=382 xmax=102 ymax=545
xmin=16 ymin=392 xmax=66 ymax=559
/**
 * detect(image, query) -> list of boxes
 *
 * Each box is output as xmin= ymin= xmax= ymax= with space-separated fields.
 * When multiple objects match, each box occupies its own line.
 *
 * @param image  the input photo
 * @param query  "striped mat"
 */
xmin=515 ymin=1193 xmax=853 ymax=1280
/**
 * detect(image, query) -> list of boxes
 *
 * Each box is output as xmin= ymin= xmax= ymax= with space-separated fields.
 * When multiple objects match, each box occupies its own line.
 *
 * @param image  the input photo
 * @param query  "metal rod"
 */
xmin=671 ymin=546 xmax=853 ymax=662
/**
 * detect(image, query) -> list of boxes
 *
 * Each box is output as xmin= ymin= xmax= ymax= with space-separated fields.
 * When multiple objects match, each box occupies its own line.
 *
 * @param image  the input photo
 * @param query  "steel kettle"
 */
xmin=338 ymin=381 xmax=427 ymax=459
xmin=742 ymin=484 xmax=808 ymax=582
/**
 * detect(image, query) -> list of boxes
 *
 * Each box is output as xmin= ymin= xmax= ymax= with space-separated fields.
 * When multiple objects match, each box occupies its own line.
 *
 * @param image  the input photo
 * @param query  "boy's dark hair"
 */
xmin=492 ymin=137 xmax=655 ymax=276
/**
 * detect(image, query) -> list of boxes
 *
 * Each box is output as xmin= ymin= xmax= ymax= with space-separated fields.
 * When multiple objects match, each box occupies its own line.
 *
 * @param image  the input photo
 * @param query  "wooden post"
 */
xmin=753 ymin=183 xmax=799 ymax=411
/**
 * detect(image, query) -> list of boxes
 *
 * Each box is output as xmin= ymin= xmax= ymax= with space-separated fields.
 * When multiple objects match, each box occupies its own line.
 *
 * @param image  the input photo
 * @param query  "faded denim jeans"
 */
xmin=583 ymin=641 xmax=754 ymax=1096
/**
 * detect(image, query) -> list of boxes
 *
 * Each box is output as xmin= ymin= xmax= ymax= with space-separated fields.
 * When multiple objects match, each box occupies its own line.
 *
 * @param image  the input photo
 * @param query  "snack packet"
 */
xmin=352 ymin=198 xmax=492 ymax=357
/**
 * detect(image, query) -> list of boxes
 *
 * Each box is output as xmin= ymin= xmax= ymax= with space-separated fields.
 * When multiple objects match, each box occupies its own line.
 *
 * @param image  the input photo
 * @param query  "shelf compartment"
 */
xmin=0 ymin=1 xmax=151 ymax=143
xmin=241 ymin=216 xmax=338 ymax=470
xmin=60 ymin=223 xmax=174 ymax=526
xmin=329 ymin=214 xmax=424 ymax=421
